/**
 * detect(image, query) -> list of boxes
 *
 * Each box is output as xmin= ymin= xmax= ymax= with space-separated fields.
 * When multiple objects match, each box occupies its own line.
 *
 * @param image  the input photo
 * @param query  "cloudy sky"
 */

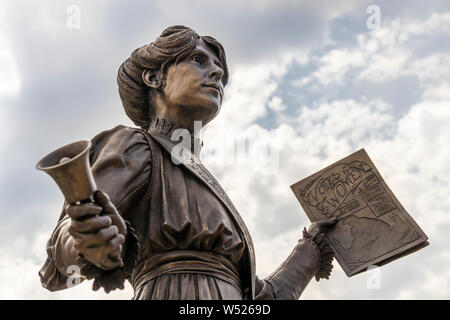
xmin=0 ymin=0 xmax=449 ymax=299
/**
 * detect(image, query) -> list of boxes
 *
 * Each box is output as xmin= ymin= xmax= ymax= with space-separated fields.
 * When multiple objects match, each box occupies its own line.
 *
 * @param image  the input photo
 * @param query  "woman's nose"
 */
xmin=208 ymin=64 xmax=224 ymax=82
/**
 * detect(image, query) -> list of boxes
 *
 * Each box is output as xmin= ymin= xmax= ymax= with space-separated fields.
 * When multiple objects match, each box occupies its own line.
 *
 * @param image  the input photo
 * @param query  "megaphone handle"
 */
xmin=75 ymin=194 xmax=95 ymax=205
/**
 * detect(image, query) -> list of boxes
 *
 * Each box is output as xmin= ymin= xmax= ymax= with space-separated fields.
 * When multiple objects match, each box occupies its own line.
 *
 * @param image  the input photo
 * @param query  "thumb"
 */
xmin=318 ymin=216 xmax=338 ymax=228
xmin=327 ymin=216 xmax=338 ymax=224
xmin=94 ymin=190 xmax=126 ymax=235
xmin=93 ymin=190 xmax=115 ymax=214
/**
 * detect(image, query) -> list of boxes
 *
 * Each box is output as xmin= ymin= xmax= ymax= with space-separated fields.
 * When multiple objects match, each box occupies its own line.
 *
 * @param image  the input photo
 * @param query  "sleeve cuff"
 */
xmin=302 ymin=227 xmax=335 ymax=281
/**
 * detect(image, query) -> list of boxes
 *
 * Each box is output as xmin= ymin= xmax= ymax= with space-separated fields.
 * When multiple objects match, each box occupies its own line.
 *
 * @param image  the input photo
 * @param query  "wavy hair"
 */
xmin=117 ymin=25 xmax=229 ymax=130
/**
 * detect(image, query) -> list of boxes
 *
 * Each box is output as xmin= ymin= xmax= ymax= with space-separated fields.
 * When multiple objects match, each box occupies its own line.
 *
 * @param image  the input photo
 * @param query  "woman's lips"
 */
xmin=202 ymin=83 xmax=222 ymax=98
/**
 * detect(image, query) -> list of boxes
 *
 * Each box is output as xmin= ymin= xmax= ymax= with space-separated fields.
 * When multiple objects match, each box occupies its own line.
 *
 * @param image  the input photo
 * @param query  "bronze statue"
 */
xmin=38 ymin=25 xmax=336 ymax=299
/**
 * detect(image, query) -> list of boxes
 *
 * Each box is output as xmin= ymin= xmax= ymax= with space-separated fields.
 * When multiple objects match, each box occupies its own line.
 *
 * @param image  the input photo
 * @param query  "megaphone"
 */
xmin=36 ymin=141 xmax=97 ymax=204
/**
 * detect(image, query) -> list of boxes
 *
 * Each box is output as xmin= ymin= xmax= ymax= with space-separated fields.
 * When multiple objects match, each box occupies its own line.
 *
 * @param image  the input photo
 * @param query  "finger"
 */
xmin=71 ymin=225 xmax=118 ymax=249
xmin=108 ymin=247 xmax=124 ymax=267
xmin=87 ymin=225 xmax=119 ymax=248
xmin=317 ymin=217 xmax=338 ymax=228
xmin=94 ymin=190 xmax=116 ymax=215
xmin=307 ymin=224 xmax=320 ymax=238
xmin=107 ymin=234 xmax=125 ymax=247
xmin=107 ymin=235 xmax=125 ymax=259
xmin=108 ymin=244 xmax=122 ymax=258
xmin=71 ymin=232 xmax=104 ymax=250
xmin=93 ymin=190 xmax=110 ymax=206
xmin=70 ymin=215 xmax=112 ymax=233
xmin=107 ymin=253 xmax=124 ymax=266
xmin=328 ymin=217 xmax=338 ymax=224
xmin=99 ymin=255 xmax=123 ymax=270
xmin=66 ymin=203 xmax=102 ymax=220
xmin=89 ymin=236 xmax=125 ymax=269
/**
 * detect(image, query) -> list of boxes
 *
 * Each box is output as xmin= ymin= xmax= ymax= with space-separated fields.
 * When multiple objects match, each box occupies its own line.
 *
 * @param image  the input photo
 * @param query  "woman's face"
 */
xmin=156 ymin=38 xmax=225 ymax=128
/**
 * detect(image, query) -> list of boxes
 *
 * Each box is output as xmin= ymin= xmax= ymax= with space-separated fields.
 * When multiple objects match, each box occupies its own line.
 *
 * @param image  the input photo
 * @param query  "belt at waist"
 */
xmin=132 ymin=250 xmax=242 ymax=292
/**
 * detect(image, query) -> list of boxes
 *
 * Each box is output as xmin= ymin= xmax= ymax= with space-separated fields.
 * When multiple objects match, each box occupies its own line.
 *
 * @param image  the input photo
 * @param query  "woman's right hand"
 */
xmin=66 ymin=190 xmax=126 ymax=270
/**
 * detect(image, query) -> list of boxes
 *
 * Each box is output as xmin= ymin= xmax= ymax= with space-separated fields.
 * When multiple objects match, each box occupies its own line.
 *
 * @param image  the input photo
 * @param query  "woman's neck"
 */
xmin=148 ymin=116 xmax=203 ymax=156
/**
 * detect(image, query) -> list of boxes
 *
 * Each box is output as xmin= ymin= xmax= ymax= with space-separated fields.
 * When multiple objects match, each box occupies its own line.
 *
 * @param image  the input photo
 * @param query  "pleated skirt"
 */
xmin=133 ymin=273 xmax=243 ymax=300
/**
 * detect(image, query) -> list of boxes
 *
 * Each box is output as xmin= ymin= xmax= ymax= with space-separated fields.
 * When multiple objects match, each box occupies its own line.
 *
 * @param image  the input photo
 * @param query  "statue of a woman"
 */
xmin=39 ymin=25 xmax=336 ymax=300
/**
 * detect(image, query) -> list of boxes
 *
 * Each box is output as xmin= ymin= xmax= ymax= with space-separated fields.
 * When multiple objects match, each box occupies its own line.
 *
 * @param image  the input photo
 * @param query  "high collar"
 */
xmin=147 ymin=116 xmax=203 ymax=156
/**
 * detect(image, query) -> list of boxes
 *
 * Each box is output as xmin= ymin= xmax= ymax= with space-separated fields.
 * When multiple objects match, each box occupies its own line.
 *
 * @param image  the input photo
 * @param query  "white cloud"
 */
xmin=294 ymin=12 xmax=450 ymax=87
xmin=236 ymin=94 xmax=450 ymax=299
xmin=204 ymin=10 xmax=450 ymax=299
xmin=0 ymin=231 xmax=134 ymax=299
xmin=1 ymin=1 xmax=450 ymax=300
xmin=357 ymin=47 xmax=411 ymax=83
xmin=0 ymin=33 xmax=19 ymax=162
xmin=407 ymin=55 xmax=450 ymax=85
xmin=207 ymin=50 xmax=308 ymax=131
xmin=313 ymin=48 xmax=366 ymax=85
xmin=0 ymin=33 xmax=20 ymax=96
xmin=268 ymin=96 xmax=286 ymax=112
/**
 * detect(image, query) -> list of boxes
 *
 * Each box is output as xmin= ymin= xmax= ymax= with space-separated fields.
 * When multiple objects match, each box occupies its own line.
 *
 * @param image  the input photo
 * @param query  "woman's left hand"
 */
xmin=306 ymin=217 xmax=337 ymax=239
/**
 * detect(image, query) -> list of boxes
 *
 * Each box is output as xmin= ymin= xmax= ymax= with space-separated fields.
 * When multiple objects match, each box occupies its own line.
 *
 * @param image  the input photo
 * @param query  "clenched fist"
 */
xmin=66 ymin=190 xmax=127 ymax=270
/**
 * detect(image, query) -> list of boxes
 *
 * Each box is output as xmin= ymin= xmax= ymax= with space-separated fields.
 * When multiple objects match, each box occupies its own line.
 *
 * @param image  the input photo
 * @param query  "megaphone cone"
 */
xmin=36 ymin=140 xmax=97 ymax=204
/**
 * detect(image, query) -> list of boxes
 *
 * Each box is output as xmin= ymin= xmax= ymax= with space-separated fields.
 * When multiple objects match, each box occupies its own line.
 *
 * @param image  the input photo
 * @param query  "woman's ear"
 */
xmin=142 ymin=69 xmax=162 ymax=89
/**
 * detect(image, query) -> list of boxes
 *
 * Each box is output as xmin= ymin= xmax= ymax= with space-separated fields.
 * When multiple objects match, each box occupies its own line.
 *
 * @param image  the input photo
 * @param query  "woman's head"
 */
xmin=117 ymin=25 xmax=229 ymax=130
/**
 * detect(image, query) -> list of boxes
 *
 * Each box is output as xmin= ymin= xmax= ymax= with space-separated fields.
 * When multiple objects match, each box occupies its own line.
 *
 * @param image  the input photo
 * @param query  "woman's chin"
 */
xmin=175 ymin=98 xmax=221 ymax=124
xmin=194 ymin=102 xmax=221 ymax=120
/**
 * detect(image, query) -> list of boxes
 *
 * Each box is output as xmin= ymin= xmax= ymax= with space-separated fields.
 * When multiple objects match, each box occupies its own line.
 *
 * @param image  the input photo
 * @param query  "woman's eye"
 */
xmin=192 ymin=55 xmax=202 ymax=63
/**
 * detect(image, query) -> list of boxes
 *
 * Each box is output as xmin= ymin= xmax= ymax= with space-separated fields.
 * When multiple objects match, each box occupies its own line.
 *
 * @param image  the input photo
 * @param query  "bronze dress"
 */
xmin=39 ymin=118 xmax=330 ymax=300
